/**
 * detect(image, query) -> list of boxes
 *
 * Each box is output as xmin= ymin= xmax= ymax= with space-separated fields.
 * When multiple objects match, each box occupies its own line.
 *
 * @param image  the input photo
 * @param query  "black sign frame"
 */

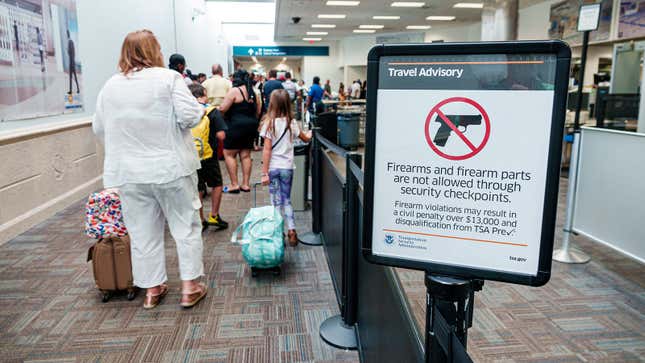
xmin=362 ymin=41 xmax=571 ymax=287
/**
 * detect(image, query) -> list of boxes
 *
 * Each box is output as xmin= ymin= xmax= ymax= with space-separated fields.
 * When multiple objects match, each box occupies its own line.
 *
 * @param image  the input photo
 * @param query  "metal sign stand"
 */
xmin=553 ymin=30 xmax=591 ymax=264
xmin=425 ymin=273 xmax=483 ymax=362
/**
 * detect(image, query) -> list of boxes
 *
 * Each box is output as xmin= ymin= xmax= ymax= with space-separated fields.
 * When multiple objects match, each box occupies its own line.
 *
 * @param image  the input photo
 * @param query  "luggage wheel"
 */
xmin=272 ymin=266 xmax=281 ymax=276
xmin=251 ymin=266 xmax=281 ymax=277
xmin=101 ymin=291 xmax=111 ymax=303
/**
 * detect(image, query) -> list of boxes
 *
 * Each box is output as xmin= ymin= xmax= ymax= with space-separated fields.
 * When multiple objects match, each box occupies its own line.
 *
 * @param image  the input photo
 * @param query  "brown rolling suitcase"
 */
xmin=87 ymin=235 xmax=137 ymax=302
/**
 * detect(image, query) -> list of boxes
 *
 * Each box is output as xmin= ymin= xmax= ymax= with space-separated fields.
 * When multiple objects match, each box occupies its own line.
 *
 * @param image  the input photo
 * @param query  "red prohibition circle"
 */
xmin=424 ymin=97 xmax=491 ymax=161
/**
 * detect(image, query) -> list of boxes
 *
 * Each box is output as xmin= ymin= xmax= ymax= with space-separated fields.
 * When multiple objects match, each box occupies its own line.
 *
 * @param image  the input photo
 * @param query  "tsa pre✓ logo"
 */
xmin=384 ymin=234 xmax=395 ymax=245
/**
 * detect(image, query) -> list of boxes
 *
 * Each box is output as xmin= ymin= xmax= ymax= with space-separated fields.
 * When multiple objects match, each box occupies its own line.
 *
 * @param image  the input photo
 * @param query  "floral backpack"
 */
xmin=85 ymin=189 xmax=128 ymax=239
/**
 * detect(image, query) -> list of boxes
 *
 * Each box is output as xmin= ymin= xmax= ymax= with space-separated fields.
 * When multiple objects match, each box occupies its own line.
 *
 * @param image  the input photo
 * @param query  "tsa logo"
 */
xmin=384 ymin=234 xmax=395 ymax=245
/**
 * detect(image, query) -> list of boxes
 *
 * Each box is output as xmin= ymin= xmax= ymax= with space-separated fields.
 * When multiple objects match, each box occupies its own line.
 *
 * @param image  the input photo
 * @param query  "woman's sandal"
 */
xmin=240 ymin=186 xmax=251 ymax=193
xmin=180 ymin=283 xmax=208 ymax=308
xmin=143 ymin=284 xmax=168 ymax=309
xmin=223 ymin=185 xmax=240 ymax=194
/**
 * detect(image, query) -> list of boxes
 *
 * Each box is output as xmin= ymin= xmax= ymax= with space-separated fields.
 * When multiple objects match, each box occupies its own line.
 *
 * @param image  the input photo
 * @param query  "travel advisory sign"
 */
xmin=363 ymin=42 xmax=571 ymax=286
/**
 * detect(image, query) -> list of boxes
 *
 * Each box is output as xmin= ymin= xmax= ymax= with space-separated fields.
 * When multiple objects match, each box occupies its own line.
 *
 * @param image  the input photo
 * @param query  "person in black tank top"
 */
xmin=218 ymin=69 xmax=261 ymax=193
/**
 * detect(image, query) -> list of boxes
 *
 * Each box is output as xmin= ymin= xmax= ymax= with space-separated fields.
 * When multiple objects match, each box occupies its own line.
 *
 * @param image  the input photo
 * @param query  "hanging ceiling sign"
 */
xmin=233 ymin=46 xmax=329 ymax=57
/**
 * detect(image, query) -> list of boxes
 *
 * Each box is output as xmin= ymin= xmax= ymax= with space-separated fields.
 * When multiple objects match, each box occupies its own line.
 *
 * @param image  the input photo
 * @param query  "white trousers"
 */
xmin=119 ymin=173 xmax=204 ymax=288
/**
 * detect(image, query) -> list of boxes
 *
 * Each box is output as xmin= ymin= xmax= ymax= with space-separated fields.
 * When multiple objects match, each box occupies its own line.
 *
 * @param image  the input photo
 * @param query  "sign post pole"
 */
xmin=424 ymin=274 xmax=483 ymax=362
xmin=553 ymin=4 xmax=599 ymax=264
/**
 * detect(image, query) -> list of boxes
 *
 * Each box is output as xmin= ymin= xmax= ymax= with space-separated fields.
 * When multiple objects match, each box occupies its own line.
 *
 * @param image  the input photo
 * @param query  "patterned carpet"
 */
xmin=398 ymin=179 xmax=645 ymax=362
xmin=1 ymin=155 xmax=644 ymax=362
xmin=0 ymin=158 xmax=358 ymax=363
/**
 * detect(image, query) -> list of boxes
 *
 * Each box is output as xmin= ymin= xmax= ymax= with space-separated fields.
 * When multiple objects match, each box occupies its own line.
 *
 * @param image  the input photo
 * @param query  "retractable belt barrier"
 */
xmin=312 ymin=128 xmax=475 ymax=362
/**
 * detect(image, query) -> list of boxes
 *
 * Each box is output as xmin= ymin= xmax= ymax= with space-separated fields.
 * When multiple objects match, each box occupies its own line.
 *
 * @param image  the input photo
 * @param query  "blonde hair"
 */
xmin=261 ymin=89 xmax=293 ymax=139
xmin=118 ymin=29 xmax=164 ymax=74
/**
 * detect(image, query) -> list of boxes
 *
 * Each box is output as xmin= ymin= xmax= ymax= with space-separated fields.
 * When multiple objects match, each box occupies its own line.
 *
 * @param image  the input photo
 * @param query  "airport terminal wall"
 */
xmin=0 ymin=119 xmax=103 ymax=243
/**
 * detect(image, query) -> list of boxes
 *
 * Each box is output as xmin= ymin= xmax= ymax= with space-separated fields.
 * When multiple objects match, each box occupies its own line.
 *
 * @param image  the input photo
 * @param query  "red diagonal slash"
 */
xmin=435 ymin=109 xmax=477 ymax=152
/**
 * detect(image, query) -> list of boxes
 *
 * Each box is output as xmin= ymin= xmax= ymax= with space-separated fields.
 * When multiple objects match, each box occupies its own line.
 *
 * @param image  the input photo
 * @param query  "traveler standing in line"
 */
xmin=323 ymin=79 xmax=332 ymax=99
xmin=305 ymin=76 xmax=325 ymax=114
xmin=67 ymin=29 xmax=79 ymax=94
xmin=262 ymin=69 xmax=284 ymax=112
xmin=260 ymin=89 xmax=312 ymax=246
xmin=188 ymin=83 xmax=229 ymax=232
xmin=338 ymin=82 xmax=346 ymax=101
xmin=169 ymin=53 xmax=193 ymax=86
xmin=251 ymin=73 xmax=264 ymax=151
xmin=219 ymin=69 xmax=261 ymax=193
xmin=197 ymin=73 xmax=207 ymax=84
xmin=282 ymin=72 xmax=297 ymax=101
xmin=92 ymin=30 xmax=208 ymax=310
xmin=202 ymin=63 xmax=231 ymax=107
xmin=360 ymin=80 xmax=367 ymax=99
xmin=351 ymin=79 xmax=361 ymax=99
xmin=297 ymin=79 xmax=307 ymax=94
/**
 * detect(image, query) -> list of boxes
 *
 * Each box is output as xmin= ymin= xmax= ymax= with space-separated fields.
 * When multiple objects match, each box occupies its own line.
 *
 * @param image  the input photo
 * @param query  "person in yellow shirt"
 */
xmin=202 ymin=64 xmax=231 ymax=107
xmin=189 ymin=84 xmax=229 ymax=231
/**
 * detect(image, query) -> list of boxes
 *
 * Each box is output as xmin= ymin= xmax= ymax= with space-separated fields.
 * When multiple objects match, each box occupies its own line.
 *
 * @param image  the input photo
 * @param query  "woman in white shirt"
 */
xmin=92 ymin=30 xmax=207 ymax=309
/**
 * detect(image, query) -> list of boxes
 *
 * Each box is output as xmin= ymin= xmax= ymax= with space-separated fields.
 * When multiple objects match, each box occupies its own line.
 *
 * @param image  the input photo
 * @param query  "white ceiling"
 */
xmin=273 ymin=0 xmax=550 ymax=42
xmin=274 ymin=0 xmax=486 ymax=42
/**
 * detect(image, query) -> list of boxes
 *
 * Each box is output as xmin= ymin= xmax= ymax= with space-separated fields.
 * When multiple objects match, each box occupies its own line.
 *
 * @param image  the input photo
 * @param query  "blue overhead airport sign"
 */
xmin=233 ymin=46 xmax=329 ymax=57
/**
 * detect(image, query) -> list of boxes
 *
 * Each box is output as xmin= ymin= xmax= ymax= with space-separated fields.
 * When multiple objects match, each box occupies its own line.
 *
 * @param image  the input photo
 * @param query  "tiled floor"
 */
xmin=0 ymin=157 xmax=358 ymax=363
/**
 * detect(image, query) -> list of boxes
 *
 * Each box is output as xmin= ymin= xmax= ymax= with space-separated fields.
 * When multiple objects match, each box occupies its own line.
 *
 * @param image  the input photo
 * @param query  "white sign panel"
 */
xmin=363 ymin=46 xmax=570 ymax=285
xmin=578 ymin=3 xmax=601 ymax=32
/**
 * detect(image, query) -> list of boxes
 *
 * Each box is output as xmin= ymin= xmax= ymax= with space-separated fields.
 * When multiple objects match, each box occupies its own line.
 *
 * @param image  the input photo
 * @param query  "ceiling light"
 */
xmin=426 ymin=16 xmax=456 ymax=21
xmin=391 ymin=2 xmax=425 ymax=7
xmin=406 ymin=25 xmax=431 ymax=29
xmin=353 ymin=29 xmax=376 ymax=33
xmin=303 ymin=37 xmax=322 ymax=41
xmin=307 ymin=31 xmax=329 ymax=35
xmin=453 ymin=3 xmax=483 ymax=8
xmin=373 ymin=15 xmax=401 ymax=20
xmin=326 ymin=1 xmax=360 ymax=5
xmin=312 ymin=24 xmax=336 ymax=28
xmin=318 ymin=14 xmax=346 ymax=19
xmin=359 ymin=24 xmax=385 ymax=29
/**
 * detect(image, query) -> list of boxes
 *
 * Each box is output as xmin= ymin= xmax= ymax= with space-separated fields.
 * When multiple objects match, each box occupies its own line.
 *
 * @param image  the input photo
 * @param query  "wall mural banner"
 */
xmin=0 ymin=0 xmax=83 ymax=122
xmin=618 ymin=0 xmax=645 ymax=38
xmin=548 ymin=0 xmax=613 ymax=46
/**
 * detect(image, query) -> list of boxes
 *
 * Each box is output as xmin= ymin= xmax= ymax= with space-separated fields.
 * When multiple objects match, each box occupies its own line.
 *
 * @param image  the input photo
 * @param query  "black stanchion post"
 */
xmin=319 ymin=152 xmax=361 ymax=350
xmin=300 ymin=125 xmax=323 ymax=246
xmin=425 ymin=273 xmax=483 ymax=362
xmin=343 ymin=153 xmax=362 ymax=325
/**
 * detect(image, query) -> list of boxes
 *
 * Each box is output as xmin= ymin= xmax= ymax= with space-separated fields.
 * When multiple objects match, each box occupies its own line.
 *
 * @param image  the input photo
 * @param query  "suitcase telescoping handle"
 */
xmin=253 ymin=182 xmax=262 ymax=208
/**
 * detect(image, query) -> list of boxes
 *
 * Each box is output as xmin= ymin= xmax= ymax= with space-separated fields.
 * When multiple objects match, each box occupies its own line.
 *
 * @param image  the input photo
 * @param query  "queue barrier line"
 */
xmin=348 ymin=158 xmax=364 ymax=187
xmin=382 ymin=228 xmax=528 ymax=247
xmin=314 ymin=129 xmax=349 ymax=158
